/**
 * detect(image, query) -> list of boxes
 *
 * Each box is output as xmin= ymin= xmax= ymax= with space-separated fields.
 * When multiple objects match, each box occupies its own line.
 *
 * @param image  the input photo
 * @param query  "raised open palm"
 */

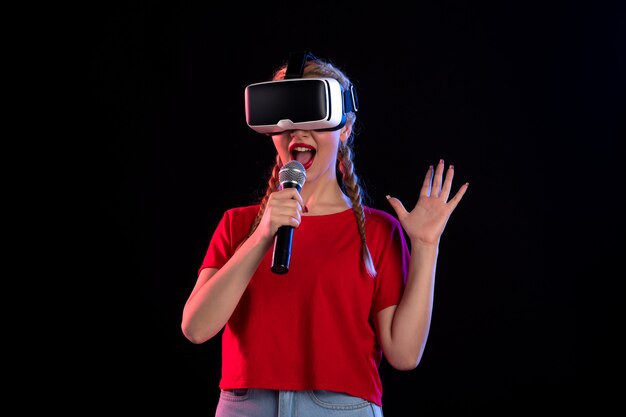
xmin=386 ymin=159 xmax=468 ymax=245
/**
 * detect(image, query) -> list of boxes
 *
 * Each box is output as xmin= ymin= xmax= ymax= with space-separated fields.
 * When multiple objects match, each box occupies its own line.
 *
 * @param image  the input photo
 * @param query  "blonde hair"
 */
xmin=247 ymin=57 xmax=377 ymax=278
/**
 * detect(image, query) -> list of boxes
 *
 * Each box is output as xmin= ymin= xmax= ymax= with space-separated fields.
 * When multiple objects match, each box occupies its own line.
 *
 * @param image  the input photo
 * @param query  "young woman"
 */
xmin=182 ymin=55 xmax=468 ymax=417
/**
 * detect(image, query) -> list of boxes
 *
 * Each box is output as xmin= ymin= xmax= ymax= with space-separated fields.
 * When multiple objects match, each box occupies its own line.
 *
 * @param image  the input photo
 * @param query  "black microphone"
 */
xmin=271 ymin=160 xmax=307 ymax=274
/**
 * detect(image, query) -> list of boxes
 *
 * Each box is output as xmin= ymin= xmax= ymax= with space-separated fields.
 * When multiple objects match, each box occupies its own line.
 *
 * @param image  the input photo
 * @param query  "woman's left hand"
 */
xmin=386 ymin=159 xmax=468 ymax=246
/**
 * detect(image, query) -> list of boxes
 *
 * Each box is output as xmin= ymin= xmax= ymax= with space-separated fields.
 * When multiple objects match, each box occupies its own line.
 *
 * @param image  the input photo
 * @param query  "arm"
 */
xmin=181 ymin=188 xmax=304 ymax=344
xmin=376 ymin=159 xmax=468 ymax=370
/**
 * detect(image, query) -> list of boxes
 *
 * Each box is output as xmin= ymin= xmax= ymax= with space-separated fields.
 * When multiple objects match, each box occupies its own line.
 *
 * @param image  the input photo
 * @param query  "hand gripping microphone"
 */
xmin=271 ymin=160 xmax=307 ymax=274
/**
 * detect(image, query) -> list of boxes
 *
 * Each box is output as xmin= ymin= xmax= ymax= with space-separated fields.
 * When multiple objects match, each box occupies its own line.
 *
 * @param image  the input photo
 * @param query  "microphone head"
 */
xmin=278 ymin=160 xmax=307 ymax=189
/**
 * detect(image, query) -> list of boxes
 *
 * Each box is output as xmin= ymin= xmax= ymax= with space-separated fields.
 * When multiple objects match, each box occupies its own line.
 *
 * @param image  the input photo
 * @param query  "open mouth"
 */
xmin=289 ymin=143 xmax=316 ymax=170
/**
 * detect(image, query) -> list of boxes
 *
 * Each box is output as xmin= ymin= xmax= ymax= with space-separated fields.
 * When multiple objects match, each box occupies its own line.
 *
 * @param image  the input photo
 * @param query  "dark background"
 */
xmin=69 ymin=0 xmax=623 ymax=414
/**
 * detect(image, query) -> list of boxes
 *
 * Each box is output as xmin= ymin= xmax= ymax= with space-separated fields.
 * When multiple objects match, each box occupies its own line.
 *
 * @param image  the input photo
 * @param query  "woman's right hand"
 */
xmin=254 ymin=188 xmax=305 ymax=242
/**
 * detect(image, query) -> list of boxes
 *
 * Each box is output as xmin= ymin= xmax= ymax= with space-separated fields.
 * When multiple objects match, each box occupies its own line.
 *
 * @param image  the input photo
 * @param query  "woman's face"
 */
xmin=271 ymin=124 xmax=351 ymax=184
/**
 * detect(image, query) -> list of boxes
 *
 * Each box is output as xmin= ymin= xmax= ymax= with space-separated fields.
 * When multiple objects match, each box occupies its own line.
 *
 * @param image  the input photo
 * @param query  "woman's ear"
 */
xmin=339 ymin=123 xmax=353 ymax=143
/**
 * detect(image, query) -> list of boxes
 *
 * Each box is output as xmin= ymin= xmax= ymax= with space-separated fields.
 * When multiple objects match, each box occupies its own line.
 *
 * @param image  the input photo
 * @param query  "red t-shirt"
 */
xmin=199 ymin=205 xmax=409 ymax=406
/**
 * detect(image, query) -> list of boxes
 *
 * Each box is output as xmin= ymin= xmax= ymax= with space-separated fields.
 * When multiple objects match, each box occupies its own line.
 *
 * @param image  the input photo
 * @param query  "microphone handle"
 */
xmin=271 ymin=225 xmax=294 ymax=274
xmin=270 ymin=181 xmax=301 ymax=275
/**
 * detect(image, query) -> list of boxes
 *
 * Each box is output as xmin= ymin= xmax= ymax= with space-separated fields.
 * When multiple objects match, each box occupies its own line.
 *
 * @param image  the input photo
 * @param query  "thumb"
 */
xmin=386 ymin=195 xmax=408 ymax=219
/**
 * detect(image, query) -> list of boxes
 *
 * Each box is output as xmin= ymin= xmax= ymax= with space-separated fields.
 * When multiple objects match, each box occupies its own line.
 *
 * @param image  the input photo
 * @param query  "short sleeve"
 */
xmin=370 ymin=211 xmax=410 ymax=315
xmin=198 ymin=210 xmax=234 ymax=275
xmin=197 ymin=206 xmax=260 ymax=275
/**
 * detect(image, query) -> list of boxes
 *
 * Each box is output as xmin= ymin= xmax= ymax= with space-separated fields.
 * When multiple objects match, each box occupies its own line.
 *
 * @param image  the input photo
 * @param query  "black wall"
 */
xmin=75 ymin=1 xmax=624 ymax=414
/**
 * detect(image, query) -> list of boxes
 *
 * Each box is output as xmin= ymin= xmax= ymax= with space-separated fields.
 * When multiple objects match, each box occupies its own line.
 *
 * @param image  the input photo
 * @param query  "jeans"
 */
xmin=215 ymin=388 xmax=384 ymax=417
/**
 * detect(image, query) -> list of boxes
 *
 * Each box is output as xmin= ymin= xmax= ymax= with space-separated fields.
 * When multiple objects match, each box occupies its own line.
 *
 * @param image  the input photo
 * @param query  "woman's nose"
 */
xmin=289 ymin=129 xmax=308 ymax=139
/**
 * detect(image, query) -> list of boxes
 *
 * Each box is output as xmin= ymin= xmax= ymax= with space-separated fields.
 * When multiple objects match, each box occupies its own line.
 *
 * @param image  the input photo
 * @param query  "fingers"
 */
xmin=424 ymin=160 xmax=459 ymax=201
xmin=440 ymin=164 xmax=454 ymax=201
xmin=434 ymin=158 xmax=469 ymax=210
xmin=389 ymin=160 xmax=467 ymax=226
xmin=447 ymin=181 xmax=469 ymax=210
xmin=267 ymin=188 xmax=304 ymax=228
xmin=385 ymin=195 xmax=408 ymax=220
xmin=431 ymin=159 xmax=445 ymax=196
xmin=274 ymin=187 xmax=304 ymax=208
xmin=420 ymin=165 xmax=434 ymax=198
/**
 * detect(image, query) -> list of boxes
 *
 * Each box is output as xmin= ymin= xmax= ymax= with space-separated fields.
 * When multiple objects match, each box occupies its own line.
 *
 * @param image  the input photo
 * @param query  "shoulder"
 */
xmin=363 ymin=207 xmax=408 ymax=260
xmin=364 ymin=206 xmax=401 ymax=227
xmin=224 ymin=204 xmax=261 ymax=217
xmin=363 ymin=206 xmax=403 ymax=236
xmin=219 ymin=204 xmax=261 ymax=225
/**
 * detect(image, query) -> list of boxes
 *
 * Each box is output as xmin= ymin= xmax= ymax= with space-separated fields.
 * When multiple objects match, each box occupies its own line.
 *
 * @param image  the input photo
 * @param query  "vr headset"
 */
xmin=244 ymin=52 xmax=358 ymax=135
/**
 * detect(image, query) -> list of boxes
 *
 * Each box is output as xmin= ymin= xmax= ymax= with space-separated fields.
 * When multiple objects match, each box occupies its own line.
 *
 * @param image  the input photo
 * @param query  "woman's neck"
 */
xmin=300 ymin=179 xmax=351 ymax=215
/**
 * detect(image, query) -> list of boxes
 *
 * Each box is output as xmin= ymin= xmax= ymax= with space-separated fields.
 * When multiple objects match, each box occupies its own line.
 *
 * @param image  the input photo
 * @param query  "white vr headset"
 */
xmin=244 ymin=52 xmax=359 ymax=135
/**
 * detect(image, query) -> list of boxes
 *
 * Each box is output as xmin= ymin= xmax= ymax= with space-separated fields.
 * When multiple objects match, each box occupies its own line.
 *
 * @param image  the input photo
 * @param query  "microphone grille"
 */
xmin=278 ymin=160 xmax=307 ymax=188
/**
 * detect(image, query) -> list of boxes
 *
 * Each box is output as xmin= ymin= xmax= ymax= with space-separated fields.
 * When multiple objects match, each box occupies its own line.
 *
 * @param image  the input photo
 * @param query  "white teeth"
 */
xmin=292 ymin=147 xmax=313 ymax=152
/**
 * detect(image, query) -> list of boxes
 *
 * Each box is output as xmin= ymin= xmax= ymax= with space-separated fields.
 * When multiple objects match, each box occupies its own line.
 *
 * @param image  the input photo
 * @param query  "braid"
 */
xmin=338 ymin=142 xmax=377 ymax=278
xmin=247 ymin=154 xmax=283 ymax=239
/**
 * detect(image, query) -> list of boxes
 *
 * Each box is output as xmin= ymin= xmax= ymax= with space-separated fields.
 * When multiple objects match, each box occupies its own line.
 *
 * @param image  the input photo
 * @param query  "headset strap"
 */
xmin=284 ymin=51 xmax=358 ymax=114
xmin=344 ymin=84 xmax=359 ymax=113
xmin=285 ymin=51 xmax=317 ymax=79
